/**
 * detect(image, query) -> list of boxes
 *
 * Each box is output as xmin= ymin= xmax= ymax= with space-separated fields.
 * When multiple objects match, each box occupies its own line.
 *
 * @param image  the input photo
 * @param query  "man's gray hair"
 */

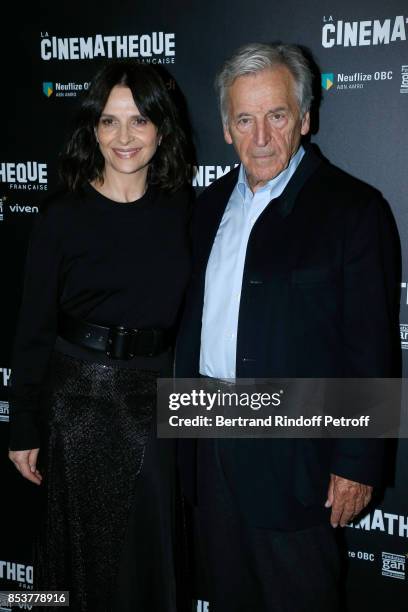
xmin=215 ymin=42 xmax=314 ymax=125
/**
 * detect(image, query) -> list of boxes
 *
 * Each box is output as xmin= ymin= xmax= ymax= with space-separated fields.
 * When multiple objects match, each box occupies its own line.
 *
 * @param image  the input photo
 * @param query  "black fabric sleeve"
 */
xmin=330 ymin=193 xmax=401 ymax=487
xmin=9 ymin=209 xmax=62 ymax=451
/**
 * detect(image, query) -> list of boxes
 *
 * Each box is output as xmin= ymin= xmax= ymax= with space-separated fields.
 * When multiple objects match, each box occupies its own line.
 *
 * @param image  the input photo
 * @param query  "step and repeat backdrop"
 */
xmin=0 ymin=0 xmax=407 ymax=610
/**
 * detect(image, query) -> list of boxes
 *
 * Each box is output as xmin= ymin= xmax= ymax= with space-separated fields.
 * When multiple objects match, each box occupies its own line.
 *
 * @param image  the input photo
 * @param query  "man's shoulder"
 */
xmin=302 ymin=154 xmax=392 ymax=237
xmin=310 ymin=153 xmax=382 ymax=202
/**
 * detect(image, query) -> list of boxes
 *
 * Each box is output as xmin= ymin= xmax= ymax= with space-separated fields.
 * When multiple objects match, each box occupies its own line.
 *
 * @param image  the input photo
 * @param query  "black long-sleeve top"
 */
xmin=9 ymin=184 xmax=192 ymax=450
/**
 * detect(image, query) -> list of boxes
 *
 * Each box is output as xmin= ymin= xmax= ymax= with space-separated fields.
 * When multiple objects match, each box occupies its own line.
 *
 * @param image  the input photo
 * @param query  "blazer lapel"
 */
xmin=273 ymin=145 xmax=323 ymax=217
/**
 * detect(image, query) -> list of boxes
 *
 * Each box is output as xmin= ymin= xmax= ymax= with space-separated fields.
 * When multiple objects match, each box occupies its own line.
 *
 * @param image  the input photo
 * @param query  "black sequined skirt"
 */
xmin=35 ymin=347 xmax=184 ymax=612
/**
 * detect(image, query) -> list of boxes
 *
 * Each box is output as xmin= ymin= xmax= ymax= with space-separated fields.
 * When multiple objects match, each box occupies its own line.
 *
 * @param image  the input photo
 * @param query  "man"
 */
xmin=176 ymin=43 xmax=400 ymax=611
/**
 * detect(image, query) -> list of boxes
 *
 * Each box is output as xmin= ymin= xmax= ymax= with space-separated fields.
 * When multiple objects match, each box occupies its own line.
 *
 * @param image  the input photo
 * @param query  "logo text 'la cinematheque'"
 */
xmin=0 ymin=162 xmax=47 ymax=191
xmin=40 ymin=32 xmax=176 ymax=63
xmin=322 ymin=15 xmax=407 ymax=48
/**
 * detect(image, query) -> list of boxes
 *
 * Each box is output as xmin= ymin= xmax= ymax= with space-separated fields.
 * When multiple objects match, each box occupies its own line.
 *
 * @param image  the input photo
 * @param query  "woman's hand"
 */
xmin=8 ymin=449 xmax=42 ymax=485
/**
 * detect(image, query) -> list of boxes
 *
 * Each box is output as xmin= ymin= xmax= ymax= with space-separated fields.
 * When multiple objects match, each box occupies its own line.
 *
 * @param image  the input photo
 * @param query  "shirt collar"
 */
xmin=237 ymin=145 xmax=305 ymax=201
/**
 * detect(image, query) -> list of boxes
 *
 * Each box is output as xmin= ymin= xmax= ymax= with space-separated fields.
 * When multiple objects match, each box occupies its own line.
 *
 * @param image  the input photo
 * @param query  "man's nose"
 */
xmin=253 ymin=118 xmax=271 ymax=147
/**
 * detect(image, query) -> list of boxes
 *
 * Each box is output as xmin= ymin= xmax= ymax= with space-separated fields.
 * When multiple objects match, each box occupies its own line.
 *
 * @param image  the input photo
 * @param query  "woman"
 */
xmin=8 ymin=60 xmax=192 ymax=612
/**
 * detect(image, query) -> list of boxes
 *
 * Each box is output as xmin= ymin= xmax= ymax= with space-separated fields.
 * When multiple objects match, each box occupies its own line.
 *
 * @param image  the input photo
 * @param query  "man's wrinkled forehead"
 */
xmin=225 ymin=66 xmax=300 ymax=119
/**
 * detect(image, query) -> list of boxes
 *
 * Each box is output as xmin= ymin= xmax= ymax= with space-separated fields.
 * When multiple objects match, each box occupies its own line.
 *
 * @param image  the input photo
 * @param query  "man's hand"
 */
xmin=325 ymin=473 xmax=372 ymax=528
xmin=9 ymin=449 xmax=42 ymax=485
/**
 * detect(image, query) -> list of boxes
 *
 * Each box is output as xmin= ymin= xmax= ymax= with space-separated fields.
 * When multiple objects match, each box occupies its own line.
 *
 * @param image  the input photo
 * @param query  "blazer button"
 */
xmin=242 ymin=357 xmax=256 ymax=362
xmin=249 ymin=279 xmax=263 ymax=285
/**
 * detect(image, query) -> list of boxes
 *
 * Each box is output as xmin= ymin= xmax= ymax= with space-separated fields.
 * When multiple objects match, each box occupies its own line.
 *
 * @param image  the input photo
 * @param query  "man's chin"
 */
xmin=248 ymin=165 xmax=283 ymax=186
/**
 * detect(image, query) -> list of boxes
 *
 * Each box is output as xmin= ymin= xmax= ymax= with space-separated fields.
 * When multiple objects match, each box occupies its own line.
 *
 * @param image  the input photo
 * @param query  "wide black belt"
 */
xmin=58 ymin=312 xmax=174 ymax=359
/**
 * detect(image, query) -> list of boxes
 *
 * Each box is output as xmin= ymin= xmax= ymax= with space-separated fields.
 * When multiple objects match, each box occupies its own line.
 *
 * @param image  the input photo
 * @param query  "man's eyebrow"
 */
xmin=235 ymin=107 xmax=288 ymax=118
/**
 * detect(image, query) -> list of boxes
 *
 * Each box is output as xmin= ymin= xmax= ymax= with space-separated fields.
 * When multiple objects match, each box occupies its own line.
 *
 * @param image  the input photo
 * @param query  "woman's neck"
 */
xmin=91 ymin=169 xmax=148 ymax=203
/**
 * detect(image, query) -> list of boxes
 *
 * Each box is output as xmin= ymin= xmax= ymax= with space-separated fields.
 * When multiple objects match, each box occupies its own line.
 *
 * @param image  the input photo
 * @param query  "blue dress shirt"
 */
xmin=199 ymin=146 xmax=305 ymax=379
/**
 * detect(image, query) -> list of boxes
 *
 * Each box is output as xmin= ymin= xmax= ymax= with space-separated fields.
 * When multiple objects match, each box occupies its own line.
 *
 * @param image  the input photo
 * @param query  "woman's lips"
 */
xmin=113 ymin=148 xmax=141 ymax=159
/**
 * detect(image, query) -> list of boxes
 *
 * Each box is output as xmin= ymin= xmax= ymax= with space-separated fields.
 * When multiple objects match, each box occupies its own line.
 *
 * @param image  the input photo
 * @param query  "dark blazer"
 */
xmin=176 ymin=145 xmax=400 ymax=529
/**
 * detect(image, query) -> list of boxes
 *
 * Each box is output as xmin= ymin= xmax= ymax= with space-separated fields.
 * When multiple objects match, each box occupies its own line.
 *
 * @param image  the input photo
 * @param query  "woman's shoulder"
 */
xmin=155 ymin=184 xmax=195 ymax=211
xmin=39 ymin=187 xmax=81 ymax=214
xmin=31 ymin=188 xmax=84 ymax=239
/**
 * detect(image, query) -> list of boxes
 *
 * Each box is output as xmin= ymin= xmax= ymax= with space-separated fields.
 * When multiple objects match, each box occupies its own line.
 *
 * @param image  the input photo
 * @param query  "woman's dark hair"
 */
xmin=59 ymin=61 xmax=191 ymax=192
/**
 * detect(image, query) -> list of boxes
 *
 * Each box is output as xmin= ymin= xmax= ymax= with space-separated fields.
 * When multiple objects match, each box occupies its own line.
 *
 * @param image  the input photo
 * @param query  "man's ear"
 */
xmin=301 ymin=111 xmax=310 ymax=136
xmin=223 ymin=122 xmax=233 ymax=145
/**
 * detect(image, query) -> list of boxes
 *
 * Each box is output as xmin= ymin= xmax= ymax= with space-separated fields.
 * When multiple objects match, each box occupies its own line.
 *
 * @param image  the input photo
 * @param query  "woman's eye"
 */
xmin=133 ymin=117 xmax=148 ymax=126
xmin=99 ymin=116 xmax=149 ymax=128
